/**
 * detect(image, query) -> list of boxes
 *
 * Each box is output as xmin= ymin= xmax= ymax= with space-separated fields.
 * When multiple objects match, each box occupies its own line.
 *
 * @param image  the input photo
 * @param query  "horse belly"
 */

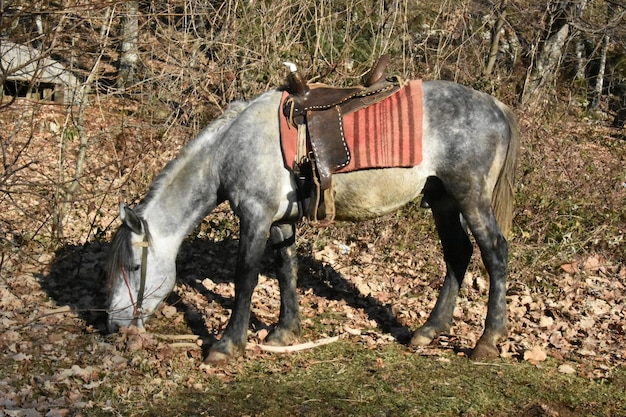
xmin=333 ymin=167 xmax=428 ymax=221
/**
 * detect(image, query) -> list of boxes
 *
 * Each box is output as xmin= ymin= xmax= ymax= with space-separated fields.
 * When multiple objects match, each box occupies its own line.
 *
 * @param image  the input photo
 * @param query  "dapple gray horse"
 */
xmin=106 ymin=80 xmax=520 ymax=362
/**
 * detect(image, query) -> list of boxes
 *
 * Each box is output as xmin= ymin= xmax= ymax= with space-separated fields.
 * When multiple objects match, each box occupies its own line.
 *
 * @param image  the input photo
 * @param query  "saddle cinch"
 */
xmin=282 ymin=55 xmax=402 ymax=223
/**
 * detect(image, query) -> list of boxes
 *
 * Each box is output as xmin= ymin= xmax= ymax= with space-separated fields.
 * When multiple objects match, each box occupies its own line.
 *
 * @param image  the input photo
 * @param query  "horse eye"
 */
xmin=130 ymin=264 xmax=141 ymax=272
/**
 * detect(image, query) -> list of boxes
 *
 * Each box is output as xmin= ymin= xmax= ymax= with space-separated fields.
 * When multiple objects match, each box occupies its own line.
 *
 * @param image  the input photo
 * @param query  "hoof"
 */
xmin=204 ymin=349 xmax=231 ymax=364
xmin=471 ymin=339 xmax=500 ymax=361
xmin=203 ymin=338 xmax=243 ymax=364
xmin=411 ymin=324 xmax=446 ymax=347
xmin=264 ymin=326 xmax=300 ymax=346
xmin=410 ymin=333 xmax=434 ymax=347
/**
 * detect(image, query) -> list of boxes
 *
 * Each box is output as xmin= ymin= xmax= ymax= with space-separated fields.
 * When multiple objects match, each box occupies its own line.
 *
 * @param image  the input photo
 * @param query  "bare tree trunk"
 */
xmin=590 ymin=32 xmax=610 ymax=109
xmin=521 ymin=1 xmax=574 ymax=108
xmin=484 ymin=0 xmax=508 ymax=77
xmin=100 ymin=7 xmax=112 ymax=40
xmin=117 ymin=1 xmax=139 ymax=90
xmin=574 ymin=0 xmax=588 ymax=80
xmin=522 ymin=24 xmax=569 ymax=107
xmin=590 ymin=1 xmax=618 ymax=110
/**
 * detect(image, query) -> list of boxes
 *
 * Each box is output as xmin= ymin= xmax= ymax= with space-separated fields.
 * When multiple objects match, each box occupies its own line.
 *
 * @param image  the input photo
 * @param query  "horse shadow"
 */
xmin=296 ymin=255 xmax=413 ymax=343
xmin=40 ymin=234 xmax=413 ymax=352
xmin=40 ymin=241 xmax=111 ymax=333
xmin=172 ymin=236 xmax=413 ymax=346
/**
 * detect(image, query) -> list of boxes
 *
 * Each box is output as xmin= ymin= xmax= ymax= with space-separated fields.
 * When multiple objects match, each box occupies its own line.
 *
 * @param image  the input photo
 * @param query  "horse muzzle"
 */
xmin=107 ymin=311 xmax=145 ymax=333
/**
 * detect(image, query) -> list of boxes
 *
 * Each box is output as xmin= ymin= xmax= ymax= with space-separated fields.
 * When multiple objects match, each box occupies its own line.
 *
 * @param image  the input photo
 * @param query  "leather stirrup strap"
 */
xmin=306 ymin=107 xmax=350 ymax=190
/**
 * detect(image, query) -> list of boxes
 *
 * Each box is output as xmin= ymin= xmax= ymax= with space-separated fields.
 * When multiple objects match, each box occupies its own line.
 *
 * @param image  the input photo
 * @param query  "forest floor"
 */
xmin=1 ymin=92 xmax=625 ymax=416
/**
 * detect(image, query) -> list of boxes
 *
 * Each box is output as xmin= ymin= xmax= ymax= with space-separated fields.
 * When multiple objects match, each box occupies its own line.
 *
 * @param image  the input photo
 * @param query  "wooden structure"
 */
xmin=1 ymin=41 xmax=81 ymax=104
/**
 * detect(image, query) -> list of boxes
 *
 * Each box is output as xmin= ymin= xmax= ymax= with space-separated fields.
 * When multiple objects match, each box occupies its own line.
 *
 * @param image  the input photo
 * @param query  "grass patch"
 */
xmin=81 ymin=341 xmax=626 ymax=417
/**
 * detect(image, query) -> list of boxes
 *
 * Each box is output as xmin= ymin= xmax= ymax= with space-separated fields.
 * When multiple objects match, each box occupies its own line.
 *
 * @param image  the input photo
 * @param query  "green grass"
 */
xmin=80 ymin=341 xmax=625 ymax=417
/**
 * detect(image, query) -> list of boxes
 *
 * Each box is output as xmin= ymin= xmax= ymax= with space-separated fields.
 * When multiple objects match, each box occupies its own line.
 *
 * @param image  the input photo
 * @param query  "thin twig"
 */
xmin=472 ymin=361 xmax=513 ymax=367
xmin=246 ymin=336 xmax=340 ymax=353
xmin=169 ymin=342 xmax=201 ymax=349
xmin=154 ymin=334 xmax=200 ymax=341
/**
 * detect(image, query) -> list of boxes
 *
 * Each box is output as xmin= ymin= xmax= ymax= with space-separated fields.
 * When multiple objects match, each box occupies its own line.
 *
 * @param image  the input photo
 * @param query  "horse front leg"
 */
xmin=205 ymin=215 xmax=270 ymax=363
xmin=264 ymin=223 xmax=301 ymax=346
xmin=412 ymin=193 xmax=473 ymax=347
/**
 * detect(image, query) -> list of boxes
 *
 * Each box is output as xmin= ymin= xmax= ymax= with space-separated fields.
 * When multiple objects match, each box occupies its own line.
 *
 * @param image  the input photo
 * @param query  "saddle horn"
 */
xmin=283 ymin=62 xmax=309 ymax=96
xmin=363 ymin=55 xmax=390 ymax=87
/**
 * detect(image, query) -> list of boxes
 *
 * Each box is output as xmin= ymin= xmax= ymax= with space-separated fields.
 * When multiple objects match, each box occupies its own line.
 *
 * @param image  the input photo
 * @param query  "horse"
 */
xmin=106 ymin=80 xmax=520 ymax=363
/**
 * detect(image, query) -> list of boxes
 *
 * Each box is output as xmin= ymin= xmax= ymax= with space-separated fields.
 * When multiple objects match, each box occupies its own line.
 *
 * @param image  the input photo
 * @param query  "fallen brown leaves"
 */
xmin=182 ymin=235 xmax=626 ymax=378
xmin=2 ymin=88 xmax=625 ymax=415
xmin=3 ymin=244 xmax=624 ymax=415
xmin=523 ymin=345 xmax=548 ymax=365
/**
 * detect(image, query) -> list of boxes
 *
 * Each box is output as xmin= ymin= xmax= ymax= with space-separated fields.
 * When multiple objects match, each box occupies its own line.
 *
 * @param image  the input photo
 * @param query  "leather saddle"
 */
xmin=283 ymin=56 xmax=402 ymax=222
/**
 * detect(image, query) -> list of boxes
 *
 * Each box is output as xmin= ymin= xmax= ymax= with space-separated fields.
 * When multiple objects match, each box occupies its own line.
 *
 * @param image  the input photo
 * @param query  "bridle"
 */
xmin=119 ymin=232 xmax=150 ymax=323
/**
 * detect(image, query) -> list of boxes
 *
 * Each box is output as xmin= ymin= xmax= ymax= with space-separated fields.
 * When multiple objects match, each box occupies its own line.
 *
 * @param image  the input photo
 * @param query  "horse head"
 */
xmin=106 ymin=203 xmax=176 ymax=332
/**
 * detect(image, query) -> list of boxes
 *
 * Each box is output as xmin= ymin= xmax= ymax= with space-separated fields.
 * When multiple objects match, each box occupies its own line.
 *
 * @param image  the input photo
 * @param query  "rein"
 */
xmin=120 ymin=233 xmax=150 ymax=323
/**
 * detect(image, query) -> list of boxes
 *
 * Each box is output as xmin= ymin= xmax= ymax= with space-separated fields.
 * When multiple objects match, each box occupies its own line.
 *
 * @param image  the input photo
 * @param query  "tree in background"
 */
xmin=519 ymin=0 xmax=625 ymax=113
xmin=589 ymin=0 xmax=623 ymax=110
xmin=1 ymin=0 xmax=625 ymax=248
xmin=483 ymin=0 xmax=509 ymax=77
xmin=117 ymin=1 xmax=139 ymax=90
xmin=521 ymin=0 xmax=576 ymax=108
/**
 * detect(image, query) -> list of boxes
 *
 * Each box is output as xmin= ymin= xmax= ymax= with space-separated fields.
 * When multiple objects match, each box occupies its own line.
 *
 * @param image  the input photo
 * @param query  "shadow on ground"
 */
xmin=40 ymin=235 xmax=412 ymax=348
xmin=40 ymin=241 xmax=110 ymax=332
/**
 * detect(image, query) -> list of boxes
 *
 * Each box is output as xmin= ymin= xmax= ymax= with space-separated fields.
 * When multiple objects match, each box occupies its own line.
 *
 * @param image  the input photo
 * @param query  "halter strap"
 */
xmin=135 ymin=233 xmax=149 ymax=313
xmin=120 ymin=231 xmax=150 ymax=323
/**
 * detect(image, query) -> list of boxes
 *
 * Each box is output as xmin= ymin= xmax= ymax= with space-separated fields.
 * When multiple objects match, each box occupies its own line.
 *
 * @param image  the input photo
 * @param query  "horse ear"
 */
xmin=119 ymin=203 xmax=144 ymax=235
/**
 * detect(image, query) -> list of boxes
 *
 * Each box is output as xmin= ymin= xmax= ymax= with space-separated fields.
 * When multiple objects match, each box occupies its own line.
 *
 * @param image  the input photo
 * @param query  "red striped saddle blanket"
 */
xmin=279 ymin=80 xmax=423 ymax=173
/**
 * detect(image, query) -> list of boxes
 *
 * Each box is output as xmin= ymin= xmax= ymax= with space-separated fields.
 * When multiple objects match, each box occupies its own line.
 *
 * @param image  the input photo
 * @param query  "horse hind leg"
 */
xmin=265 ymin=223 xmax=302 ymax=346
xmin=412 ymin=181 xmax=473 ymax=347
xmin=462 ymin=202 xmax=509 ymax=360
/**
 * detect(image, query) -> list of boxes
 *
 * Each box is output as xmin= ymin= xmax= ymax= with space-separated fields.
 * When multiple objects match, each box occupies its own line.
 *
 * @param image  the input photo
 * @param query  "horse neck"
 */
xmin=137 ymin=120 xmax=231 ymax=248
xmin=135 ymin=92 xmax=279 ymax=248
